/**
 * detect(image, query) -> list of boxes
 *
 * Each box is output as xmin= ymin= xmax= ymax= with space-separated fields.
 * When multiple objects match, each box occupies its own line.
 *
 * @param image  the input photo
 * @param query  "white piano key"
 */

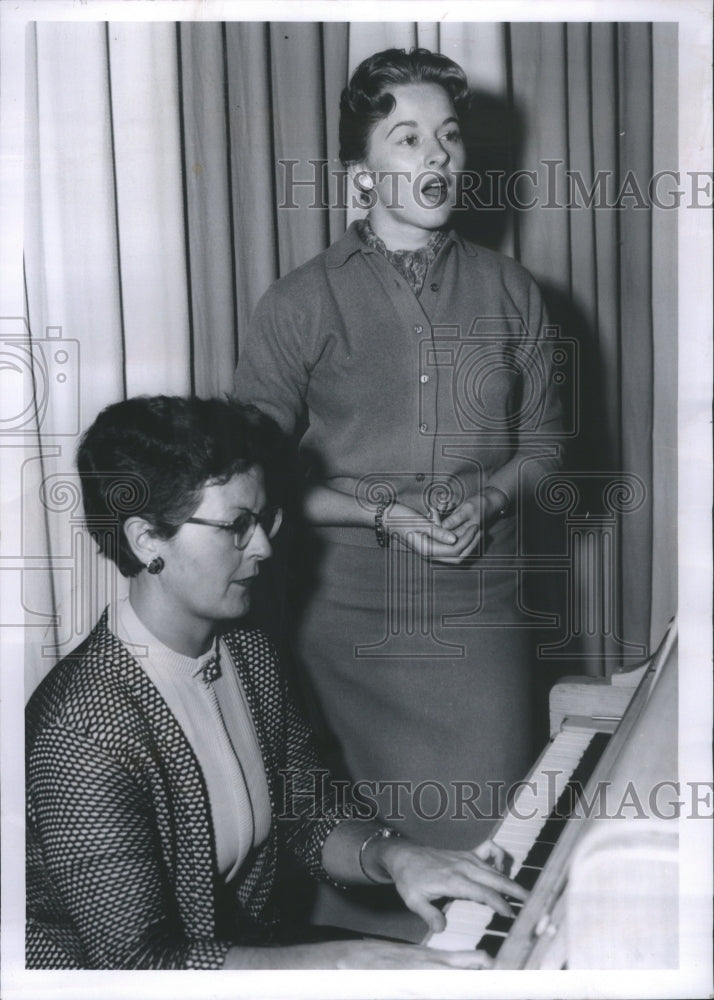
xmin=427 ymin=727 xmax=596 ymax=952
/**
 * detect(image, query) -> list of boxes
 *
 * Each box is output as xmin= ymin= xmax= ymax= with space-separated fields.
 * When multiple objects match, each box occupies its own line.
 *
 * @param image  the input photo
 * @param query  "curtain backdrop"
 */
xmin=20 ymin=20 xmax=677 ymax=694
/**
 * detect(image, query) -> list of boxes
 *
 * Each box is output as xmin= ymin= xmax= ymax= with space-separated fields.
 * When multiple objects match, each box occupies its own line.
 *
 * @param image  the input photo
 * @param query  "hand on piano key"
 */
xmin=473 ymin=837 xmax=510 ymax=875
xmin=371 ymin=837 xmax=528 ymax=935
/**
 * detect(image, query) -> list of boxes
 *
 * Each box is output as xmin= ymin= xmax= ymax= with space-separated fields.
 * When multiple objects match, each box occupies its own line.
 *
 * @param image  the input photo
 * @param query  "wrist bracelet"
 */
xmin=358 ymin=827 xmax=400 ymax=883
xmin=374 ymin=500 xmax=390 ymax=547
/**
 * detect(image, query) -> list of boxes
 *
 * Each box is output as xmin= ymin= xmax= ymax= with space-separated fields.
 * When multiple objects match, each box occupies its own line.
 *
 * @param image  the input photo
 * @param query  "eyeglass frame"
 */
xmin=184 ymin=506 xmax=282 ymax=550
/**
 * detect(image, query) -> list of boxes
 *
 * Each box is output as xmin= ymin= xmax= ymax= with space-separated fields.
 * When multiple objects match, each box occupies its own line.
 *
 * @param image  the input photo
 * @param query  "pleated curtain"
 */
xmin=20 ymin=20 xmax=677 ymax=693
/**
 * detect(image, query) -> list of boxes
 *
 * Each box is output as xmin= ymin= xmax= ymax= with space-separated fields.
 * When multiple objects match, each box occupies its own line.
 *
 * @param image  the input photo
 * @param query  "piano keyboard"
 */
xmin=428 ymin=725 xmax=611 ymax=954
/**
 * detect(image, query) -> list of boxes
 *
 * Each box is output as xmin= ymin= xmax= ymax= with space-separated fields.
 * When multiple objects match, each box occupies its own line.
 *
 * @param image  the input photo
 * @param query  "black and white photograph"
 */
xmin=0 ymin=1 xmax=711 ymax=998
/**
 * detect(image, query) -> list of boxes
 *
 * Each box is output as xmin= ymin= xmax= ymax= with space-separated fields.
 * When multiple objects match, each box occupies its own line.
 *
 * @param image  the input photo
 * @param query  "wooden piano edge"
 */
xmin=548 ymin=621 xmax=677 ymax=738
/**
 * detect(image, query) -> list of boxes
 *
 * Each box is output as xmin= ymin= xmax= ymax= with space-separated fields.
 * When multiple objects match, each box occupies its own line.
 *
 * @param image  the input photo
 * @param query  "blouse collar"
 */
xmin=356 ymin=216 xmax=447 ymax=256
xmin=325 ymin=219 xmax=475 ymax=269
xmin=110 ymin=595 xmax=220 ymax=683
xmin=355 ymin=217 xmax=448 ymax=296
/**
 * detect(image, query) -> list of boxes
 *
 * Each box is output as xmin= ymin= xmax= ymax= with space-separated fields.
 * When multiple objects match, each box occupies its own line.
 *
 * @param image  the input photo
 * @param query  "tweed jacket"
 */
xmin=26 ymin=611 xmax=345 ymax=970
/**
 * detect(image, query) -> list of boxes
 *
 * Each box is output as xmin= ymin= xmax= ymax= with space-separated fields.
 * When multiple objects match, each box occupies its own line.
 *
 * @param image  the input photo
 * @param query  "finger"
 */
xmin=427 ymin=537 xmax=467 ymax=560
xmin=446 ymin=865 xmax=528 ymax=912
xmin=442 ymin=500 xmax=481 ymax=531
xmin=474 ymin=838 xmax=499 ymax=860
xmin=489 ymin=889 xmax=520 ymax=917
xmin=405 ymin=895 xmax=448 ymax=934
xmin=418 ymin=520 xmax=458 ymax=545
xmin=432 ymin=525 xmax=458 ymax=544
xmin=432 ymin=530 xmax=481 ymax=563
xmin=489 ymin=871 xmax=529 ymax=902
xmin=457 ymin=882 xmax=518 ymax=918
xmin=465 ymin=861 xmax=529 ymax=900
xmin=450 ymin=519 xmax=479 ymax=542
xmin=452 ymin=528 xmax=481 ymax=557
xmin=428 ymin=507 xmax=464 ymax=543
xmin=474 ymin=839 xmax=507 ymax=872
xmin=441 ymin=507 xmax=474 ymax=531
xmin=434 ymin=521 xmax=478 ymax=551
xmin=467 ymin=868 xmax=530 ymax=902
xmin=441 ymin=510 xmax=465 ymax=530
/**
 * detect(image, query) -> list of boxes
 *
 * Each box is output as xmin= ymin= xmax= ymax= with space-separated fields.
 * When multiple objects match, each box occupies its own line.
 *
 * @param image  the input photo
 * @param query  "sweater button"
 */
xmin=414 ymin=323 xmax=424 ymax=334
xmin=430 ymin=282 xmax=439 ymax=292
xmin=419 ymin=423 xmax=428 ymax=433
xmin=415 ymin=473 xmax=425 ymax=482
xmin=420 ymin=374 xmax=429 ymax=383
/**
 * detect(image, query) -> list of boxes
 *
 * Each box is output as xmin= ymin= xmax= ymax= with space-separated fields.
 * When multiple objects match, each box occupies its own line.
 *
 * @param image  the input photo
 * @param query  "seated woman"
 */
xmin=25 ymin=395 xmax=525 ymax=970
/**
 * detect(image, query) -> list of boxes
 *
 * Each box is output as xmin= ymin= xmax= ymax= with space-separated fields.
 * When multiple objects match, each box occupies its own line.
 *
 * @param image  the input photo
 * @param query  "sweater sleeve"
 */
xmin=277 ymin=681 xmax=352 ymax=884
xmin=484 ymin=273 xmax=565 ymax=509
xmin=26 ymin=725 xmax=231 ymax=970
xmin=234 ymin=282 xmax=310 ymax=435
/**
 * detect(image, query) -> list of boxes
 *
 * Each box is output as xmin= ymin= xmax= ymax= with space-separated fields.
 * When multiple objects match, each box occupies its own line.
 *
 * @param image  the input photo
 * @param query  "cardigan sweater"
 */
xmin=235 ymin=222 xmax=564 ymax=548
xmin=25 ymin=612 xmax=345 ymax=969
xmin=109 ymin=596 xmax=271 ymax=881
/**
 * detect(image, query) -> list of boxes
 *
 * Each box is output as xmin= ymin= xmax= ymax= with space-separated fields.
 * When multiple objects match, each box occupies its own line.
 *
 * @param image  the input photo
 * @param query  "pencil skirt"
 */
xmin=291 ymin=537 xmax=536 ymax=849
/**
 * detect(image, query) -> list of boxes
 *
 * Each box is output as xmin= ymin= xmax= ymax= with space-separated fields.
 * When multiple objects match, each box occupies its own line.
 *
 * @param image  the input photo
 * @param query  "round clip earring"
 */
xmin=355 ymin=170 xmax=375 ymax=205
xmin=146 ymin=555 xmax=165 ymax=575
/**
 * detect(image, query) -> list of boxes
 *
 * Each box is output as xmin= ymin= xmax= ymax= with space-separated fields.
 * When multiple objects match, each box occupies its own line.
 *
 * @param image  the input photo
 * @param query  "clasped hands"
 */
xmin=382 ymin=494 xmax=495 ymax=563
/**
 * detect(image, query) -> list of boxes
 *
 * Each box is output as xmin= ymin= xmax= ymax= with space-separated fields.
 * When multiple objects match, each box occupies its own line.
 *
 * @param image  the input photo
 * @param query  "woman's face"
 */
xmin=356 ymin=82 xmax=466 ymax=248
xmin=153 ymin=467 xmax=272 ymax=638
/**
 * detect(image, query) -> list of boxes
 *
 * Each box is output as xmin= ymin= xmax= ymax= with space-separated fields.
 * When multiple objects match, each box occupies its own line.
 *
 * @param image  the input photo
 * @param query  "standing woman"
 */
xmin=235 ymin=49 xmax=563 ymax=857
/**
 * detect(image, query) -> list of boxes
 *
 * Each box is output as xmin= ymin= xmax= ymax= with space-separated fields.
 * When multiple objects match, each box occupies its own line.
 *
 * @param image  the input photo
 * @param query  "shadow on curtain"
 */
xmin=20 ymin=20 xmax=676 ymax=694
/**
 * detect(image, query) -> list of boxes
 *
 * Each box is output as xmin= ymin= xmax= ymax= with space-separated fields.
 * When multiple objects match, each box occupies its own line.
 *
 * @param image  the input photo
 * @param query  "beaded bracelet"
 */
xmin=374 ymin=500 xmax=390 ymax=547
xmin=358 ymin=827 xmax=400 ymax=883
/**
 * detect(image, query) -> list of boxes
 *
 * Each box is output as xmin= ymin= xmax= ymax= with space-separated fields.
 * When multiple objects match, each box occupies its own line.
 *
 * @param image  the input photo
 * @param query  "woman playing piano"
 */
xmin=25 ymin=395 xmax=527 ymax=969
xmin=235 ymin=47 xmax=563 ymax=932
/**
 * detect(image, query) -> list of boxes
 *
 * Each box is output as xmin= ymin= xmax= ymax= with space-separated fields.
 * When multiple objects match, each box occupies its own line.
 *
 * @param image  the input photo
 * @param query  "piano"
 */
xmin=426 ymin=621 xmax=678 ymax=969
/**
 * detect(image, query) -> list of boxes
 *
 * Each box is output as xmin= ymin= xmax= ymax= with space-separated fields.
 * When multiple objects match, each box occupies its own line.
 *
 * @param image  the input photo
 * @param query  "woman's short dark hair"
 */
xmin=339 ymin=47 xmax=470 ymax=166
xmin=77 ymin=395 xmax=284 ymax=577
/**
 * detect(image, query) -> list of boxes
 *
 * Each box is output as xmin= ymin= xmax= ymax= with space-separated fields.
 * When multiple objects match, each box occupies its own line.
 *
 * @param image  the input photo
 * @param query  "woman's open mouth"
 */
xmin=420 ymin=174 xmax=449 ymax=206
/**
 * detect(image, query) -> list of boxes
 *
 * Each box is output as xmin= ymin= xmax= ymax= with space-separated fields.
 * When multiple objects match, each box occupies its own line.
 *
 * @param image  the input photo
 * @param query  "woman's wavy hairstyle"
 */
xmin=339 ymin=47 xmax=470 ymax=166
xmin=77 ymin=395 xmax=285 ymax=577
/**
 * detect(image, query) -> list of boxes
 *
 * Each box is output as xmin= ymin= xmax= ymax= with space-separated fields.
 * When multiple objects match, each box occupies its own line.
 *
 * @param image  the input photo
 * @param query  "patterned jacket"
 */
xmin=26 ymin=611 xmax=345 ymax=969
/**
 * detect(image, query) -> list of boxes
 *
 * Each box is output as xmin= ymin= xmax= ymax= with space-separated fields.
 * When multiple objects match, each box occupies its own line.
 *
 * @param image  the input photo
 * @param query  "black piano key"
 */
xmin=522 ymin=840 xmax=553 ymax=868
xmin=478 ymin=933 xmax=507 ymax=958
xmin=513 ymin=732 xmax=612 ymax=872
xmin=484 ymin=912 xmax=516 ymax=935
xmin=553 ymin=731 xmax=612 ymax=816
xmin=534 ymin=814 xmax=567 ymax=847
xmin=514 ymin=865 xmax=540 ymax=891
xmin=535 ymin=832 xmax=561 ymax=848
xmin=537 ymin=732 xmax=613 ymax=831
